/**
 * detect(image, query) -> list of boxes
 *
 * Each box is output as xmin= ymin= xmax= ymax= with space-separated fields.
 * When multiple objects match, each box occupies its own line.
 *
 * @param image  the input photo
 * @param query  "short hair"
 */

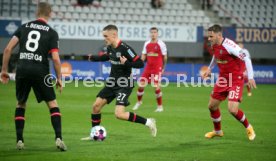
xmin=37 ymin=2 xmax=52 ymax=17
xmin=103 ymin=25 xmax=118 ymax=32
xmin=208 ymin=24 xmax=222 ymax=33
xmin=150 ymin=27 xmax=158 ymax=32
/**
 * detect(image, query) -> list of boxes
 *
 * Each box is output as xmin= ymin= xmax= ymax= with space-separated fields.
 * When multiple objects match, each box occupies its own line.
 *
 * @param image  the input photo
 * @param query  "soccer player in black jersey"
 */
xmin=81 ymin=25 xmax=157 ymax=140
xmin=0 ymin=2 xmax=66 ymax=151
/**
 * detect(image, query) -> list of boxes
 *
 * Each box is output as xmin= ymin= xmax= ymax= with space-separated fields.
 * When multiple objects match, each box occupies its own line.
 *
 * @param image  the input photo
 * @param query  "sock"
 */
xmin=247 ymin=85 xmax=251 ymax=93
xmin=137 ymin=87 xmax=144 ymax=102
xmin=210 ymin=108 xmax=221 ymax=132
xmin=50 ymin=107 xmax=62 ymax=140
xmin=155 ymin=89 xmax=162 ymax=107
xmin=128 ymin=112 xmax=147 ymax=125
xmin=233 ymin=109 xmax=249 ymax=128
xmin=15 ymin=107 xmax=25 ymax=142
xmin=91 ymin=113 xmax=101 ymax=127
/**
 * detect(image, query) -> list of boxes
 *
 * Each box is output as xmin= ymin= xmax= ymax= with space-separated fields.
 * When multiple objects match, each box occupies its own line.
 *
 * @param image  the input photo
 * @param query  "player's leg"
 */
xmin=133 ymin=73 xmax=149 ymax=110
xmin=116 ymin=88 xmax=157 ymax=137
xmin=154 ymin=84 xmax=163 ymax=112
xmin=15 ymin=102 xmax=26 ymax=150
xmin=228 ymin=82 xmax=255 ymax=140
xmin=15 ymin=77 xmax=32 ymax=150
xmin=205 ymin=97 xmax=224 ymax=138
xmin=91 ymin=97 xmax=107 ymax=127
xmin=81 ymin=87 xmax=111 ymax=141
xmin=151 ymin=72 xmax=163 ymax=112
xmin=46 ymin=100 xmax=67 ymax=151
xmin=32 ymin=76 xmax=66 ymax=151
xmin=115 ymin=105 xmax=157 ymax=137
xmin=228 ymin=101 xmax=255 ymax=141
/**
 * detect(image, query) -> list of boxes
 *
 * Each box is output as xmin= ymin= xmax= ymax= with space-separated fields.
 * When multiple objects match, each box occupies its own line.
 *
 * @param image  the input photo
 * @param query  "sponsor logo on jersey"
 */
xmin=147 ymin=53 xmax=158 ymax=56
xmin=19 ymin=52 xmax=42 ymax=62
xmin=216 ymin=59 xmax=228 ymax=64
xmin=116 ymin=52 xmax=121 ymax=58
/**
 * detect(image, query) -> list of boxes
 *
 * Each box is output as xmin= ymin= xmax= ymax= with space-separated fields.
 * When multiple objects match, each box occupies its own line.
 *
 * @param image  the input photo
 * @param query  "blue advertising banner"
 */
xmin=0 ymin=20 xmax=21 ymax=37
xmin=51 ymin=61 xmax=276 ymax=84
xmin=223 ymin=27 xmax=276 ymax=43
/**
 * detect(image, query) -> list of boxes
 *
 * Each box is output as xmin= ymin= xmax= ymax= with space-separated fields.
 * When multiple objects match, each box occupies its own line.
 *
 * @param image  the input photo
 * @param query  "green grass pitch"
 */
xmin=0 ymin=82 xmax=276 ymax=161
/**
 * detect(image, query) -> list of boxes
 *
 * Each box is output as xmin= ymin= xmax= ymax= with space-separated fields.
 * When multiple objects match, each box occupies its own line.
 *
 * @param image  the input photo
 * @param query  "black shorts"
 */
xmin=96 ymin=86 xmax=133 ymax=106
xmin=16 ymin=76 xmax=56 ymax=103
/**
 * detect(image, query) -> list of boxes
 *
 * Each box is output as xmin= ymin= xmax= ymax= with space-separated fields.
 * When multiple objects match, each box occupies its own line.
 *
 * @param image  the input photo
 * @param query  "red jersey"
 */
xmin=142 ymin=39 xmax=167 ymax=71
xmin=212 ymin=38 xmax=245 ymax=79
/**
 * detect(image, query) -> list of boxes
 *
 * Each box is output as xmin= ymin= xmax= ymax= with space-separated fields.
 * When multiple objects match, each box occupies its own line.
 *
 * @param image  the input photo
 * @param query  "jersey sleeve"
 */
xmin=13 ymin=25 xmax=22 ymax=38
xmin=141 ymin=41 xmax=148 ymax=55
xmin=49 ymin=30 xmax=59 ymax=54
xmin=125 ymin=46 xmax=140 ymax=62
xmin=158 ymin=40 xmax=167 ymax=55
xmin=223 ymin=38 xmax=254 ymax=79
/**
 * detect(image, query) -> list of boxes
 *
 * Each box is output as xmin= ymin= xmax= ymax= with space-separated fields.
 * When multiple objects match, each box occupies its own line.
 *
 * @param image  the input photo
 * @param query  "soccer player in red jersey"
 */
xmin=202 ymin=24 xmax=257 ymax=141
xmin=133 ymin=27 xmax=167 ymax=112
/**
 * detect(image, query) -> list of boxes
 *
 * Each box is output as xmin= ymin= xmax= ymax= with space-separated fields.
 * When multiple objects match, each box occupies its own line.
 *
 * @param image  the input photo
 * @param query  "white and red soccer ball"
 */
xmin=90 ymin=126 xmax=107 ymax=141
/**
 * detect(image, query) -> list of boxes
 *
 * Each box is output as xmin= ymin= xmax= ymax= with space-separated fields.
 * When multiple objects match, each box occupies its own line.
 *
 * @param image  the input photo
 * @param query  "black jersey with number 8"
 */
xmin=13 ymin=19 xmax=59 ymax=78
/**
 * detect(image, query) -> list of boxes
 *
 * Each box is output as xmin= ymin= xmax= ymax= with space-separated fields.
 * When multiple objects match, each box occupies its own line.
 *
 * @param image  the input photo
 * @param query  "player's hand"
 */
xmin=202 ymin=68 xmax=211 ymax=79
xmin=161 ymin=68 xmax=165 ymax=74
xmin=248 ymin=79 xmax=257 ymax=89
xmin=0 ymin=72 xmax=10 ymax=84
xmin=56 ymin=78 xmax=63 ymax=94
xmin=120 ymin=56 xmax=127 ymax=64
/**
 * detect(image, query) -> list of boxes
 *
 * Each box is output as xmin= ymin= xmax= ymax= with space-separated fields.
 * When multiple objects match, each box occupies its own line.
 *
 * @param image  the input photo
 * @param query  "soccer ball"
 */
xmin=90 ymin=126 xmax=107 ymax=141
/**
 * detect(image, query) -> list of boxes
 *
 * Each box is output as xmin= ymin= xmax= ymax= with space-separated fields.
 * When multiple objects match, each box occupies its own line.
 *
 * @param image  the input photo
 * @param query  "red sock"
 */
xmin=155 ymin=89 xmax=162 ymax=106
xmin=137 ymin=87 xmax=144 ymax=102
xmin=210 ymin=108 xmax=221 ymax=131
xmin=233 ymin=109 xmax=249 ymax=128
xmin=246 ymin=85 xmax=251 ymax=93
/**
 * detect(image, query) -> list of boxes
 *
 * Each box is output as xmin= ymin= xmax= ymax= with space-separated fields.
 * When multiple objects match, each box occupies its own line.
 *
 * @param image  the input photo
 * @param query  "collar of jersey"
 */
xmin=37 ymin=18 xmax=48 ymax=24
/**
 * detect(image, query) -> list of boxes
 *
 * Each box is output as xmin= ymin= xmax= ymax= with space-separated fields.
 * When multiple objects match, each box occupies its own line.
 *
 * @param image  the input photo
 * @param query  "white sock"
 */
xmin=145 ymin=119 xmax=152 ymax=126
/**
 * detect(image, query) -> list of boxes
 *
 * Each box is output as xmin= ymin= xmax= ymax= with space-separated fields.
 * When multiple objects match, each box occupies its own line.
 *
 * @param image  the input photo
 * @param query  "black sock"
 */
xmin=15 ymin=107 xmax=25 ymax=142
xmin=50 ymin=107 xmax=62 ymax=140
xmin=91 ymin=113 xmax=101 ymax=127
xmin=128 ymin=112 xmax=147 ymax=125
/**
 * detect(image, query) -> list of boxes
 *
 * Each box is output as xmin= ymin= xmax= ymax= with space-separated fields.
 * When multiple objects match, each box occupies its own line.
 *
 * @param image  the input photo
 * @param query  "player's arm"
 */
xmin=140 ymin=41 xmax=147 ymax=62
xmin=234 ymin=50 xmax=256 ymax=88
xmin=88 ymin=54 xmax=110 ymax=62
xmin=202 ymin=55 xmax=216 ymax=78
xmin=120 ymin=56 xmax=144 ymax=68
xmin=162 ymin=55 xmax=167 ymax=73
xmin=160 ymin=41 xmax=168 ymax=73
xmin=49 ymin=32 xmax=62 ymax=93
xmin=51 ymin=51 xmax=63 ymax=93
xmin=223 ymin=40 xmax=256 ymax=88
xmin=1 ymin=36 xmax=19 ymax=84
xmin=120 ymin=47 xmax=144 ymax=68
xmin=141 ymin=54 xmax=146 ymax=61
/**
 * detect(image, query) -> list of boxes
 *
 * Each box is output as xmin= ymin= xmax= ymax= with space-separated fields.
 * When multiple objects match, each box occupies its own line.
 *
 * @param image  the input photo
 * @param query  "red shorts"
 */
xmin=139 ymin=68 xmax=162 ymax=85
xmin=211 ymin=79 xmax=244 ymax=102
